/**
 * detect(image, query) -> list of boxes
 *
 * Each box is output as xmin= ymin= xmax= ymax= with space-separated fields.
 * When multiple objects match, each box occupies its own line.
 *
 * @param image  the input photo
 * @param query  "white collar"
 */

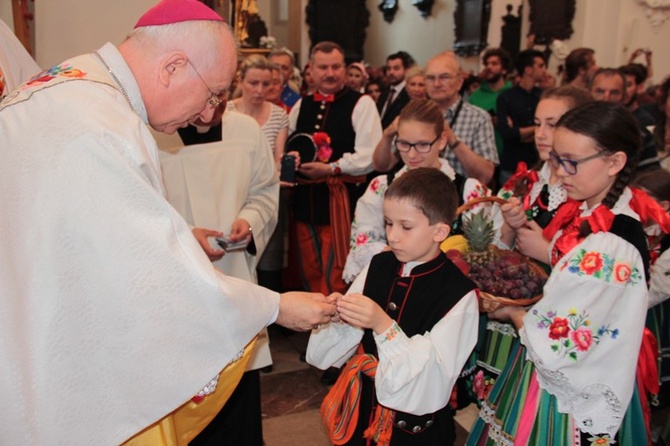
xmin=96 ymin=43 xmax=148 ymax=124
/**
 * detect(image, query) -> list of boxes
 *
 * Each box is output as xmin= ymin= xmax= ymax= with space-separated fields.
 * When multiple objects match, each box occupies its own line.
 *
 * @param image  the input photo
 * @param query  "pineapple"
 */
xmin=462 ymin=209 xmax=496 ymax=267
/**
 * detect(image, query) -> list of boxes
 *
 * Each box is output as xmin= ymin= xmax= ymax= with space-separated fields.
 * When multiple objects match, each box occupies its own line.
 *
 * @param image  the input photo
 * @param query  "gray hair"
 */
xmin=127 ymin=20 xmax=234 ymax=71
xmin=268 ymin=47 xmax=295 ymax=64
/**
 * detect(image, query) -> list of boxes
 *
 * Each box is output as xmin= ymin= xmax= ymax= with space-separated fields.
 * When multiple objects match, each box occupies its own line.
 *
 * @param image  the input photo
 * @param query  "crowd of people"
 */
xmin=2 ymin=0 xmax=670 ymax=444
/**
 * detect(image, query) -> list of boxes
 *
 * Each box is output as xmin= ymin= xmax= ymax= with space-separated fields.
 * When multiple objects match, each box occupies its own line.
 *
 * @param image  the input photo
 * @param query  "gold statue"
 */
xmin=233 ymin=0 xmax=259 ymax=46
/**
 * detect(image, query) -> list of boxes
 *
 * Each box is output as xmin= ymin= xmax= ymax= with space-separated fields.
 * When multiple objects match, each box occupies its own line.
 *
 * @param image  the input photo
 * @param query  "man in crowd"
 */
xmin=620 ymin=63 xmax=656 ymax=128
xmin=564 ymin=47 xmax=598 ymax=89
xmin=497 ymin=49 xmax=546 ymax=184
xmin=288 ymin=41 xmax=382 ymax=296
xmin=591 ymin=67 xmax=659 ymax=170
xmin=469 ymin=47 xmax=512 ymax=157
xmin=590 ymin=67 xmax=625 ymax=103
xmin=269 ymin=47 xmax=300 ymax=109
xmin=373 ymin=51 xmax=498 ymax=186
xmin=0 ymin=1 xmax=334 ymax=444
xmin=377 ymin=51 xmax=412 ymax=129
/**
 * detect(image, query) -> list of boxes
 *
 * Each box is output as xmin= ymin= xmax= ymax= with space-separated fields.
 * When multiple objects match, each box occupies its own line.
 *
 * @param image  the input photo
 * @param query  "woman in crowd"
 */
xmin=300 ymin=62 xmax=317 ymax=96
xmin=365 ymin=79 xmax=384 ymax=103
xmin=227 ymin=54 xmax=289 ymax=291
xmin=228 ymin=55 xmax=288 ymax=173
xmin=346 ymin=62 xmax=368 ymax=93
xmin=468 ymin=101 xmax=652 ymax=445
xmin=404 ymin=66 xmax=427 ymax=101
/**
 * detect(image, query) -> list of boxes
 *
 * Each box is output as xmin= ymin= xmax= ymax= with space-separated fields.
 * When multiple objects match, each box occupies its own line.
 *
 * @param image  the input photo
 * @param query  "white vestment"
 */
xmin=0 ymin=43 xmax=279 ymax=445
xmin=160 ymin=111 xmax=279 ymax=369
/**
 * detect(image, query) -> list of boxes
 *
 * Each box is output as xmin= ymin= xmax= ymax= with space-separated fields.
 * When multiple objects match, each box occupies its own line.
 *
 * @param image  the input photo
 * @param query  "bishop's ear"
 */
xmin=160 ymin=52 xmax=189 ymax=86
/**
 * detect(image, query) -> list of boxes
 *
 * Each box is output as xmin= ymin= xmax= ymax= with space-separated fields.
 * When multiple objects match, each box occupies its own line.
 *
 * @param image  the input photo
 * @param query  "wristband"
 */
xmin=448 ymin=139 xmax=462 ymax=151
xmin=330 ymin=162 xmax=341 ymax=176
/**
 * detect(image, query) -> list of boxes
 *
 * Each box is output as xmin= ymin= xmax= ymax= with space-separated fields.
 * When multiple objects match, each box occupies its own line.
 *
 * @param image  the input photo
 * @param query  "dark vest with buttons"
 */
xmin=291 ymin=87 xmax=364 ymax=225
xmin=349 ymin=251 xmax=476 ymax=446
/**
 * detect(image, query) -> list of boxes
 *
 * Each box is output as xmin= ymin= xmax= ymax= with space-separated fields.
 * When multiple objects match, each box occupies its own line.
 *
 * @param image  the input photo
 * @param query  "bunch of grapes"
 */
xmin=446 ymin=250 xmax=546 ymax=299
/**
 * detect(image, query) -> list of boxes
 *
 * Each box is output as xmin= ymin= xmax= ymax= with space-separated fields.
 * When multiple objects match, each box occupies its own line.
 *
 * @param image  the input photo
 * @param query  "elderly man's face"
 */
xmin=591 ymin=74 xmax=624 ymax=103
xmin=149 ymin=27 xmax=236 ymax=134
xmin=425 ymin=54 xmax=463 ymax=106
xmin=311 ymin=50 xmax=346 ymax=95
xmin=269 ymin=54 xmax=293 ymax=87
xmin=265 ymin=69 xmax=282 ymax=103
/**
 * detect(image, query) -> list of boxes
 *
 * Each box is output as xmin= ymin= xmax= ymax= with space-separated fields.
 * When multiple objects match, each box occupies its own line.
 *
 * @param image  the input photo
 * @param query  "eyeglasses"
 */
xmin=394 ymin=135 xmax=440 ymax=153
xmin=187 ymin=59 xmax=223 ymax=108
xmin=424 ymin=73 xmax=458 ymax=84
xmin=548 ymin=150 xmax=607 ymax=175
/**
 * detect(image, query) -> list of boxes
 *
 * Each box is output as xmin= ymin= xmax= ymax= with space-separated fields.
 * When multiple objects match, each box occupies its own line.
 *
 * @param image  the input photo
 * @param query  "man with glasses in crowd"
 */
xmin=0 ymin=0 xmax=335 ymax=444
xmin=269 ymin=47 xmax=301 ymax=109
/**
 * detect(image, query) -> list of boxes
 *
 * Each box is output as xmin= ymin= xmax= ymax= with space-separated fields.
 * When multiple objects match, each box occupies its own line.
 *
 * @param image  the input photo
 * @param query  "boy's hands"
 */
xmin=336 ymin=293 xmax=394 ymax=335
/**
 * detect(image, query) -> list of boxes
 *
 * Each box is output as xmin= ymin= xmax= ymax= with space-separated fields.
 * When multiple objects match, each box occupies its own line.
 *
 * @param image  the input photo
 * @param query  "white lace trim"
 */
xmin=194 ymin=375 xmax=219 ymax=399
xmin=479 ymin=401 xmax=514 ymax=446
xmin=486 ymin=320 xmax=518 ymax=337
xmin=528 ymin=163 xmax=567 ymax=212
xmin=476 ymin=360 xmax=502 ymax=375
xmin=193 ymin=348 xmax=245 ymax=399
xmin=524 ymin=340 xmax=625 ymax=436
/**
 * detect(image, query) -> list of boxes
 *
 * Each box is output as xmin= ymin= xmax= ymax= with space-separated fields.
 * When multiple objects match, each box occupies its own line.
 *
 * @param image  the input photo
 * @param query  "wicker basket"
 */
xmin=456 ymin=196 xmax=547 ymax=312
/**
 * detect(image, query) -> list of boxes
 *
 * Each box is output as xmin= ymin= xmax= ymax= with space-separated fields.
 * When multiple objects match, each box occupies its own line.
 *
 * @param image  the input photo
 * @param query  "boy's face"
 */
xmin=383 ymin=197 xmax=449 ymax=264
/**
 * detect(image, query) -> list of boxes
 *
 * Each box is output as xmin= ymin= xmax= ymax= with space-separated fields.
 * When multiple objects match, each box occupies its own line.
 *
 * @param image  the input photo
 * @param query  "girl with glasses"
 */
xmin=470 ymin=86 xmax=592 ymax=413
xmin=468 ymin=101 xmax=664 ymax=445
xmin=343 ymin=98 xmax=497 ymax=284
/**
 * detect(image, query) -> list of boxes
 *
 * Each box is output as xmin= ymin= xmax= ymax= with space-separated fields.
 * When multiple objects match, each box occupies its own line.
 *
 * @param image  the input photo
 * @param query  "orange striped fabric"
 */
xmin=321 ymin=353 xmax=395 ymax=445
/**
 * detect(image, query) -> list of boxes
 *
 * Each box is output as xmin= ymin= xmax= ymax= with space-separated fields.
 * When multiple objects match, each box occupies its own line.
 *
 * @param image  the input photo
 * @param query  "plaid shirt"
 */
xmin=442 ymin=97 xmax=499 ymax=177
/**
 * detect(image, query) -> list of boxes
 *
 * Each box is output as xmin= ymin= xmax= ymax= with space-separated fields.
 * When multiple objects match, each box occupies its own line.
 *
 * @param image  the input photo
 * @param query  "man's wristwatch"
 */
xmin=330 ymin=162 xmax=341 ymax=176
xmin=448 ymin=139 xmax=461 ymax=151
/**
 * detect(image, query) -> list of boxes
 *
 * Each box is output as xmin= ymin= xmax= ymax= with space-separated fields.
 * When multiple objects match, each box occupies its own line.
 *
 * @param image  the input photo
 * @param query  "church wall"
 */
xmin=2 ymin=0 xmax=668 ymax=84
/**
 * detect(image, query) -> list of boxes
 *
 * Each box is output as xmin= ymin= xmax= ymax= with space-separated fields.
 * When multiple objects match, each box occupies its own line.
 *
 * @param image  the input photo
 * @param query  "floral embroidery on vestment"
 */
xmin=23 ymin=63 xmax=86 ymax=90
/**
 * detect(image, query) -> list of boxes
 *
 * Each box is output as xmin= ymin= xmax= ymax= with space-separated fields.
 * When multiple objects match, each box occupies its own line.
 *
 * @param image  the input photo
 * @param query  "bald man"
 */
xmin=0 ymin=0 xmax=334 ymax=444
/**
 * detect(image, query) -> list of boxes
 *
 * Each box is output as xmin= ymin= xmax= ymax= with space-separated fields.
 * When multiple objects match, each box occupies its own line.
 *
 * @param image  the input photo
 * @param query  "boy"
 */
xmin=307 ymin=168 xmax=479 ymax=445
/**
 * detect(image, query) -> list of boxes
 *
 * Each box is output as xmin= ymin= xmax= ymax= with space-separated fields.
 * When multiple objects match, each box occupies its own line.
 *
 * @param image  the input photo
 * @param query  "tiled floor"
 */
xmin=260 ymin=326 xmax=475 ymax=445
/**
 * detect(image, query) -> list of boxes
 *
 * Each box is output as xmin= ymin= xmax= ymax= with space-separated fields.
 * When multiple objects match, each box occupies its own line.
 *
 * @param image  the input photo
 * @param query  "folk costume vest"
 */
xmin=355 ymin=251 xmax=476 ymax=445
xmin=292 ymin=87 xmax=364 ymax=225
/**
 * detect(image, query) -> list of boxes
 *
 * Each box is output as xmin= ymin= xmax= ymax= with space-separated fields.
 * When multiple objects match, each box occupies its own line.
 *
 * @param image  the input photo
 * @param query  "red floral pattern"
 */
xmin=548 ymin=317 xmax=570 ymax=340
xmin=579 ymin=252 xmax=603 ymax=275
xmin=571 ymin=328 xmax=594 ymax=351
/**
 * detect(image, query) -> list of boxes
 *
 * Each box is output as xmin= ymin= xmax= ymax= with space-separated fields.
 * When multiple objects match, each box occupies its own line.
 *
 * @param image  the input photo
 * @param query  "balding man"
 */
xmin=0 ymin=0 xmax=334 ymax=444
xmin=373 ymin=51 xmax=498 ymax=185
